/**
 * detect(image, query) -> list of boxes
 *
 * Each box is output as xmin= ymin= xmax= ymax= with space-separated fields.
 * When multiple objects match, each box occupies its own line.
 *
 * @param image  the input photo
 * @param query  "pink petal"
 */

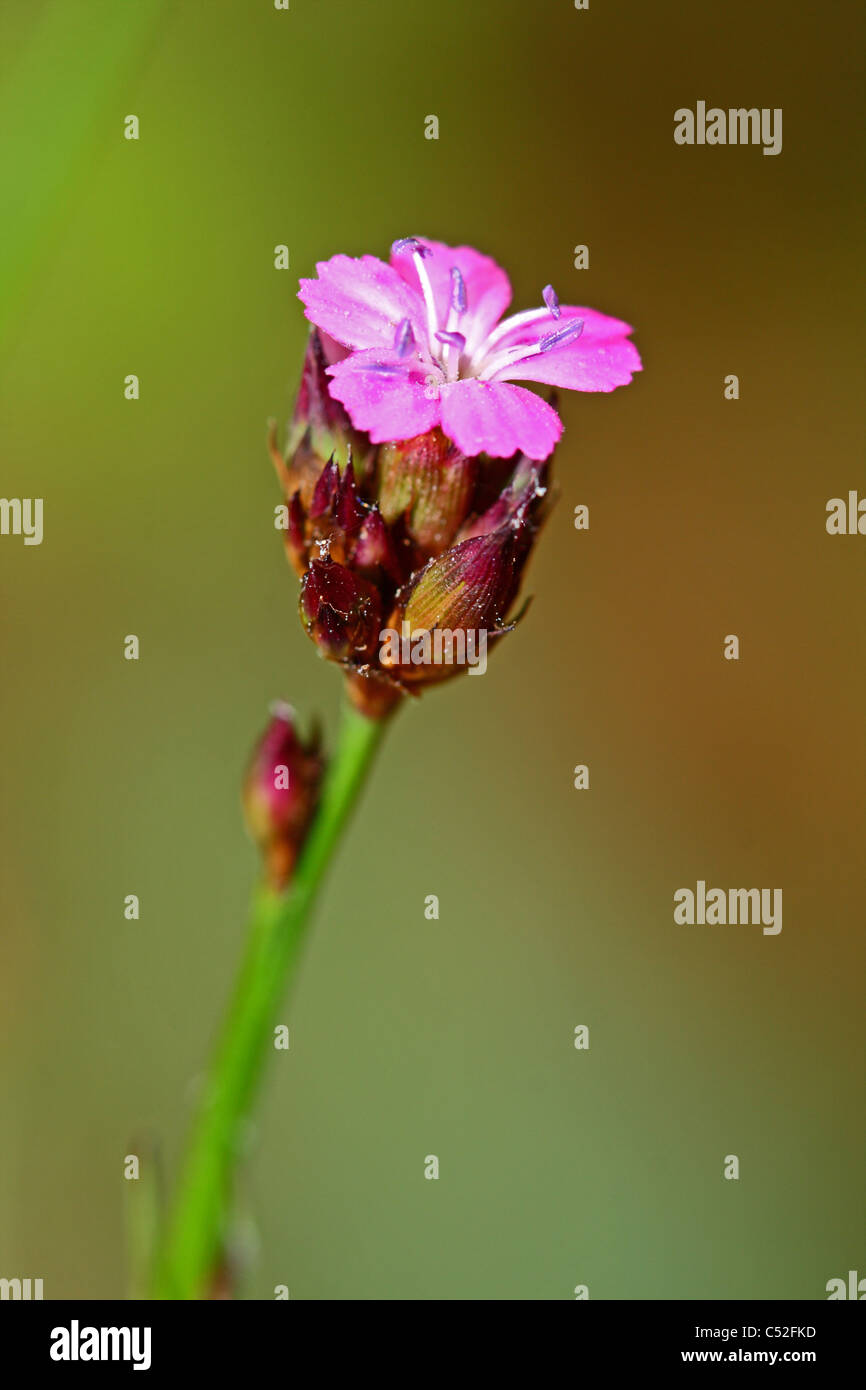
xmin=491 ymin=306 xmax=642 ymax=393
xmin=318 ymin=330 xmax=351 ymax=366
xmin=507 ymin=337 xmax=642 ymax=392
xmin=491 ymin=304 xmax=633 ymax=352
xmin=326 ymin=351 xmax=441 ymax=444
xmin=439 ymin=379 xmax=562 ymax=461
xmin=298 ymin=254 xmax=427 ymax=352
xmin=391 ymin=240 xmax=512 ymax=354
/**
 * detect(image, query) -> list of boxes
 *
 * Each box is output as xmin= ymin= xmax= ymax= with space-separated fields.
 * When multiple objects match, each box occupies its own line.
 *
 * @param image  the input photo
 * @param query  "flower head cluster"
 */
xmin=273 ymin=238 xmax=641 ymax=715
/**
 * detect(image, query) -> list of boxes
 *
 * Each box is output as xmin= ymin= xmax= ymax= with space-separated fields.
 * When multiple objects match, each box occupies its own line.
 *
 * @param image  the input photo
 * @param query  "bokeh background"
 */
xmin=1 ymin=0 xmax=863 ymax=1300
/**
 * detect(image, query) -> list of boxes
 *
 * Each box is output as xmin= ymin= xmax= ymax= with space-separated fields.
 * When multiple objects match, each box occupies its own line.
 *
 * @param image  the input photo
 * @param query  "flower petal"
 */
xmin=506 ymin=340 xmax=643 ymax=392
xmin=318 ymin=329 xmax=351 ymax=366
xmin=439 ymin=379 xmax=562 ymax=461
xmin=391 ymin=239 xmax=512 ymax=354
xmin=490 ymin=306 xmax=642 ymax=393
xmin=490 ymin=304 xmax=632 ymax=351
xmin=326 ymin=351 xmax=441 ymax=444
xmin=298 ymin=254 xmax=427 ymax=352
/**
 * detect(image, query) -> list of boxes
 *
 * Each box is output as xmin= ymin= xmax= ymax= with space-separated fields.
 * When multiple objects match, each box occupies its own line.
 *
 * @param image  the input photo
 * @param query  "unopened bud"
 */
xmin=299 ymin=559 xmax=382 ymax=662
xmin=377 ymin=428 xmax=475 ymax=559
xmin=242 ymin=703 xmax=324 ymax=891
xmin=382 ymin=511 xmax=536 ymax=686
xmin=271 ymin=330 xmax=372 ymax=515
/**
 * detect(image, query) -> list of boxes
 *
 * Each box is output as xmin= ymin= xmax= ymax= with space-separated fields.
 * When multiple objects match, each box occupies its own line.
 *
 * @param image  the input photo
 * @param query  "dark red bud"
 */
xmin=310 ymin=455 xmax=340 ymax=519
xmin=242 ymin=702 xmax=324 ymax=890
xmin=269 ymin=330 xmax=356 ymax=512
xmin=300 ymin=559 xmax=382 ymax=662
xmin=458 ymin=456 xmax=548 ymax=542
xmin=290 ymin=329 xmax=353 ymax=443
xmin=353 ymin=506 xmax=404 ymax=583
xmin=336 ymin=457 xmax=365 ymax=535
xmin=278 ymin=331 xmax=374 ymax=502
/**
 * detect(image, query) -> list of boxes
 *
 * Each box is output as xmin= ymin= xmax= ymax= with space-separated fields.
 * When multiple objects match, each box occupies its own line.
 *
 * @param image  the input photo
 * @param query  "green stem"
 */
xmin=152 ymin=700 xmax=389 ymax=1299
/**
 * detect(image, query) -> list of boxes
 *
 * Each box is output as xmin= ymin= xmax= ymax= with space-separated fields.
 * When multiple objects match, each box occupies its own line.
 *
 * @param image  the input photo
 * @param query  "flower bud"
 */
xmin=299 ymin=558 xmax=382 ymax=662
xmin=382 ymin=477 xmax=543 ymax=687
xmin=282 ymin=451 xmax=405 ymax=583
xmin=457 ymin=455 xmax=549 ymax=542
xmin=352 ymin=506 xmax=403 ymax=584
xmin=399 ymin=531 xmax=523 ymax=633
xmin=377 ymin=428 xmax=475 ymax=560
xmin=270 ymin=331 xmax=374 ymax=530
xmin=242 ymin=703 xmax=324 ymax=890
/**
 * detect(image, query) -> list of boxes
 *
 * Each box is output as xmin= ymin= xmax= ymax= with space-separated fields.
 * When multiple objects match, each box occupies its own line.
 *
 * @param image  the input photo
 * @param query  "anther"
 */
xmin=542 ymin=285 xmax=561 ymax=319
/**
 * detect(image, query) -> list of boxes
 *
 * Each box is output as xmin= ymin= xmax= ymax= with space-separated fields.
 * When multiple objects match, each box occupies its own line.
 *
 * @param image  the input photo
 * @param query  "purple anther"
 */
xmin=538 ymin=318 xmax=584 ymax=353
xmin=435 ymin=330 xmax=467 ymax=352
xmin=450 ymin=266 xmax=467 ymax=314
xmin=542 ymin=284 xmax=561 ymax=319
xmin=394 ymin=318 xmax=414 ymax=358
xmin=391 ymin=237 xmax=431 ymax=258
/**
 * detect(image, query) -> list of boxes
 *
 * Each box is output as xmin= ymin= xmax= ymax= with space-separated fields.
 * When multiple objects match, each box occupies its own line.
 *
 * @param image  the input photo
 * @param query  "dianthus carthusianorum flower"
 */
xmin=298 ymin=236 xmax=641 ymax=461
xmin=274 ymin=236 xmax=642 ymax=716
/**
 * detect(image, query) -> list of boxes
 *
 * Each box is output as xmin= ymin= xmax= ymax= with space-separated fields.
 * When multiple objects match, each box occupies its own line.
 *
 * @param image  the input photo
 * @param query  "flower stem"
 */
xmin=151 ymin=700 xmax=389 ymax=1299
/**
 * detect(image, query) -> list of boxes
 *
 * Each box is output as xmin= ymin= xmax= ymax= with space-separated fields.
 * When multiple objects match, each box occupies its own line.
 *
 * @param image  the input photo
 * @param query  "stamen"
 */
xmin=470 ymin=304 xmax=561 ymax=364
xmin=435 ymin=328 xmax=466 ymax=382
xmin=392 ymin=238 xmax=440 ymax=357
xmin=478 ymin=319 xmax=584 ymax=380
xmin=450 ymin=267 xmax=467 ymax=314
xmin=391 ymin=237 xmax=432 ymax=259
xmin=542 ymin=284 xmax=561 ymax=319
xmin=538 ymin=318 xmax=584 ymax=352
xmin=394 ymin=318 xmax=414 ymax=358
xmin=435 ymin=330 xmax=466 ymax=352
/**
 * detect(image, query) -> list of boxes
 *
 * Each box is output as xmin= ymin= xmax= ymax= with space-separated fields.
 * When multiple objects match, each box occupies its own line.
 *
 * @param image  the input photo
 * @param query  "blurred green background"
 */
xmin=1 ymin=0 xmax=863 ymax=1300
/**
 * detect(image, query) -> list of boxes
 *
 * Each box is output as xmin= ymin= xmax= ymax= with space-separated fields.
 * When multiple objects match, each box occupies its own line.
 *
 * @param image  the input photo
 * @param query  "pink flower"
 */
xmin=297 ymin=237 xmax=641 ymax=461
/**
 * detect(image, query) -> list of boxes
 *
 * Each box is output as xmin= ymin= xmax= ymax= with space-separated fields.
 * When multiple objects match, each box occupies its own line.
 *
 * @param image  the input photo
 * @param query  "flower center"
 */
xmin=391 ymin=242 xmax=582 ymax=386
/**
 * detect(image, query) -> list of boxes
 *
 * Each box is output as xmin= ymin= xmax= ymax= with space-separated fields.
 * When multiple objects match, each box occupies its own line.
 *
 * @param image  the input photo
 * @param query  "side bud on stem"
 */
xmin=242 ymin=702 xmax=325 ymax=891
